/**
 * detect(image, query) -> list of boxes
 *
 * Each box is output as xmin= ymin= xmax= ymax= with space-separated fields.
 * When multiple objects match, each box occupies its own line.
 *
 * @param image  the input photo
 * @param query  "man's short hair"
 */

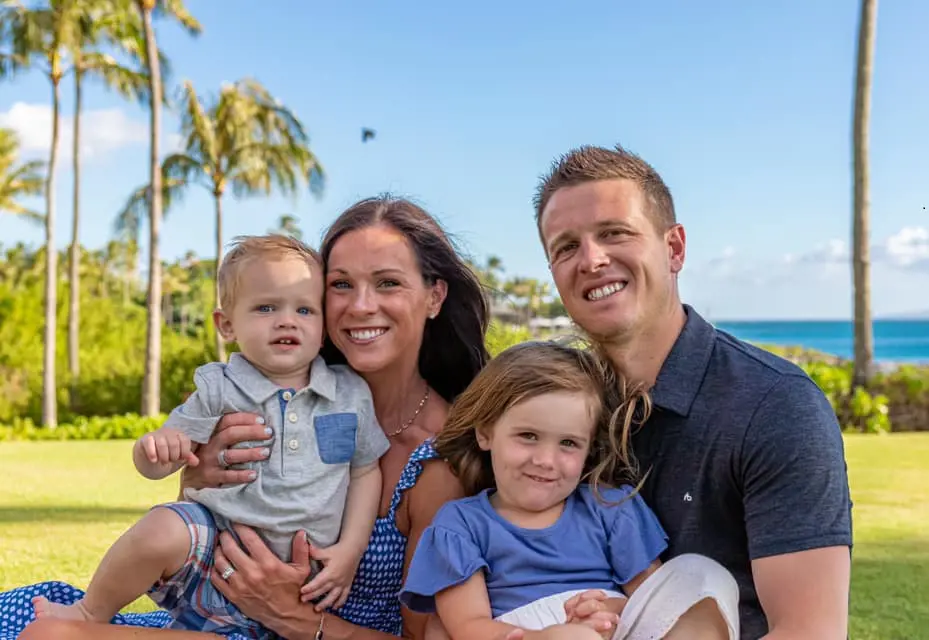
xmin=533 ymin=144 xmax=677 ymax=237
xmin=217 ymin=234 xmax=322 ymax=310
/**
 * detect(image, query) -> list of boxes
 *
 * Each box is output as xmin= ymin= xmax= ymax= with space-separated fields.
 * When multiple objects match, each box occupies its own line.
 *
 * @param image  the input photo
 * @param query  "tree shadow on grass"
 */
xmin=850 ymin=541 xmax=929 ymax=640
xmin=0 ymin=505 xmax=149 ymax=524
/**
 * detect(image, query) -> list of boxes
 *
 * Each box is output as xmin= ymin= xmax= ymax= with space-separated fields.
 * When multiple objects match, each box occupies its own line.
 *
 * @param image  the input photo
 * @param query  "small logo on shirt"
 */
xmin=683 ymin=492 xmax=693 ymax=502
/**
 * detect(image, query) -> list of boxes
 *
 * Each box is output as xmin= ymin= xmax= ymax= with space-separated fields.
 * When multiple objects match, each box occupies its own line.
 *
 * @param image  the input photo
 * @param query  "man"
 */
xmin=534 ymin=145 xmax=852 ymax=639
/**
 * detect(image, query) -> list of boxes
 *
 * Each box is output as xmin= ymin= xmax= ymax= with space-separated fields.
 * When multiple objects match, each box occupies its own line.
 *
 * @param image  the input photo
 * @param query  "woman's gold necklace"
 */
xmin=387 ymin=387 xmax=430 ymax=438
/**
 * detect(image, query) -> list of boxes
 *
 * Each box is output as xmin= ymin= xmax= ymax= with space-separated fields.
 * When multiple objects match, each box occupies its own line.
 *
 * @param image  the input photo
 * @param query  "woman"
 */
xmin=7 ymin=195 xmax=490 ymax=640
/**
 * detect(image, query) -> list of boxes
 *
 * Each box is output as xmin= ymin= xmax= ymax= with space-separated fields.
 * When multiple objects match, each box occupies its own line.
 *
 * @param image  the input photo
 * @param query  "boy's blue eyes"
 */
xmin=255 ymin=305 xmax=314 ymax=315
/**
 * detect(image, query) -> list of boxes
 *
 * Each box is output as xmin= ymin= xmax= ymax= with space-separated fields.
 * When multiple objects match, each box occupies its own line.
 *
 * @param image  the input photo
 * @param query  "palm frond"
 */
xmin=113 ymin=174 xmax=187 ymax=241
xmin=162 ymin=152 xmax=208 ymax=190
xmin=81 ymin=51 xmax=150 ymax=103
xmin=156 ymin=0 xmax=201 ymax=36
xmin=178 ymin=81 xmax=218 ymax=169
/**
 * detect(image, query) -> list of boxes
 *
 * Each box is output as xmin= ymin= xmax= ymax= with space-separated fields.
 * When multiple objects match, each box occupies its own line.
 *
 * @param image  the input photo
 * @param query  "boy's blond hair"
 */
xmin=217 ymin=234 xmax=323 ymax=310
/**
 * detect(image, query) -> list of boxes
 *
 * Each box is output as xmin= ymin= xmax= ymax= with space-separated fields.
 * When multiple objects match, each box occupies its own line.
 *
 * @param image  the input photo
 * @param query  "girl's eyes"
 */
xmin=515 ymin=432 xmax=581 ymax=448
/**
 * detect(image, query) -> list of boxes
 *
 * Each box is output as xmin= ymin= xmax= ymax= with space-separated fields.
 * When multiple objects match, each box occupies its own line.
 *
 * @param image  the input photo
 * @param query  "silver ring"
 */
xmin=221 ymin=565 xmax=236 ymax=580
xmin=217 ymin=449 xmax=228 ymax=468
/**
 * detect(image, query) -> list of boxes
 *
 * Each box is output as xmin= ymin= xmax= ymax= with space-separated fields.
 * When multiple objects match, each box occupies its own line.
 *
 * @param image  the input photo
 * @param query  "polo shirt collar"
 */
xmin=306 ymin=355 xmax=338 ymax=401
xmin=650 ymin=304 xmax=715 ymax=417
xmin=226 ymin=352 xmax=336 ymax=403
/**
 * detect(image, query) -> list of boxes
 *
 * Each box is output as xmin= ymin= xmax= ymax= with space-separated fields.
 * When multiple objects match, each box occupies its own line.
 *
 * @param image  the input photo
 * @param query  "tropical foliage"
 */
xmin=0 ymin=127 xmax=43 ymax=221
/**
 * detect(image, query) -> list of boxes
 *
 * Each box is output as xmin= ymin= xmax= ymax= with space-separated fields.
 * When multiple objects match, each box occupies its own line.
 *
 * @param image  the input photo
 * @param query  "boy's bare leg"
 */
xmin=33 ymin=507 xmax=191 ymax=623
xmin=662 ymin=598 xmax=730 ymax=640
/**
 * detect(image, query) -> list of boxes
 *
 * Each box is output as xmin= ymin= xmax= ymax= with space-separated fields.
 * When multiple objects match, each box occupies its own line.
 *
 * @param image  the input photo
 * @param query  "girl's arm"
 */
xmin=433 ymin=572 xmax=517 ymax=639
xmin=434 ymin=574 xmax=578 ymax=640
xmin=398 ymin=459 xmax=467 ymax=639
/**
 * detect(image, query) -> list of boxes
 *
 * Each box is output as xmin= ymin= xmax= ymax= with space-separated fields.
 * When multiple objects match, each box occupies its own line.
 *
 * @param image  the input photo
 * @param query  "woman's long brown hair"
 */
xmin=434 ymin=340 xmax=651 ymax=501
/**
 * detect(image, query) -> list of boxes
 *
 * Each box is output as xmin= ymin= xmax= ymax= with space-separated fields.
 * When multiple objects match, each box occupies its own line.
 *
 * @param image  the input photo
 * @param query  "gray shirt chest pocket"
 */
xmin=313 ymin=412 xmax=358 ymax=464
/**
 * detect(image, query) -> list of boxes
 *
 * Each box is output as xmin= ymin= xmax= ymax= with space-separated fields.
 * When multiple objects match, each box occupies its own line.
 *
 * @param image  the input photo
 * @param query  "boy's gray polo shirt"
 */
xmin=630 ymin=305 xmax=852 ymax=640
xmin=165 ymin=353 xmax=390 ymax=562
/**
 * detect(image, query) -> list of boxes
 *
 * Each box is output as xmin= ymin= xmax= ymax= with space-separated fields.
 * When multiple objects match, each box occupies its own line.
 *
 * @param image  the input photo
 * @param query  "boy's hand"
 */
xmin=299 ymin=540 xmax=365 ymax=611
xmin=140 ymin=427 xmax=200 ymax=467
xmin=563 ymin=590 xmax=623 ymax=638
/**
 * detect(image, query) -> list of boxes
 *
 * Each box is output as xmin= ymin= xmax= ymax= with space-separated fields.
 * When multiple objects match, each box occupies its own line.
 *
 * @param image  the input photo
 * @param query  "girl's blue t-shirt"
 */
xmin=400 ymin=484 xmax=668 ymax=618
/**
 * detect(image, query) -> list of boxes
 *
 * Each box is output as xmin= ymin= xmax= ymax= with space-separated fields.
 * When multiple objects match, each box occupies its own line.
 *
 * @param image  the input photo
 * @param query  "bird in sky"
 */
xmin=361 ymin=128 xmax=376 ymax=142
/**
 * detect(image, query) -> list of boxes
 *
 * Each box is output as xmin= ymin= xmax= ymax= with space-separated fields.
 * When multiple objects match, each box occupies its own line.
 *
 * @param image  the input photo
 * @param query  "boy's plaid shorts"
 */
xmin=146 ymin=501 xmax=274 ymax=639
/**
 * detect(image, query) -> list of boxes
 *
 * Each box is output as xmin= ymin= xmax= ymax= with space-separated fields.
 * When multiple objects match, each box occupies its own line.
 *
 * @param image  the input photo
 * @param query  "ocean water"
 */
xmin=712 ymin=319 xmax=929 ymax=363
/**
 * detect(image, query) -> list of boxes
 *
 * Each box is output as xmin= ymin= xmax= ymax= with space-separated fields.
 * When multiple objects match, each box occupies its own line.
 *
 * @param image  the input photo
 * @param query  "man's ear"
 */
xmin=667 ymin=223 xmax=686 ymax=274
xmin=213 ymin=309 xmax=235 ymax=342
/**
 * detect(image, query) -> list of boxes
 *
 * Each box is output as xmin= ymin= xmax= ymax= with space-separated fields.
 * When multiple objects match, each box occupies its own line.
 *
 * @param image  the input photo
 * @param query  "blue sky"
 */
xmin=2 ymin=0 xmax=927 ymax=320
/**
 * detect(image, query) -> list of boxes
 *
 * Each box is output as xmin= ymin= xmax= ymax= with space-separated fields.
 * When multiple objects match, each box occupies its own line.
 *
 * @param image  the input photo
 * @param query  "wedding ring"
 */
xmin=221 ymin=565 xmax=236 ymax=580
xmin=217 ymin=449 xmax=228 ymax=468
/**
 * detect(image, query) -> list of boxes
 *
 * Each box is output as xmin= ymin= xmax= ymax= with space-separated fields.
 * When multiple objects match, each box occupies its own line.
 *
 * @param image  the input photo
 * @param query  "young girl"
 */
xmin=400 ymin=341 xmax=740 ymax=640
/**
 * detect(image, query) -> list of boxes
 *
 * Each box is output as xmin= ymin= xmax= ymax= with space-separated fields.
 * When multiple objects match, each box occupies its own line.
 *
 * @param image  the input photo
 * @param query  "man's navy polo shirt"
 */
xmin=630 ymin=305 xmax=852 ymax=639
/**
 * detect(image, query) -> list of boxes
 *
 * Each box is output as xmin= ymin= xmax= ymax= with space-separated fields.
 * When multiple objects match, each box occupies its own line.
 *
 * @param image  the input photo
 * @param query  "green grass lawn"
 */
xmin=1 ymin=435 xmax=928 ymax=638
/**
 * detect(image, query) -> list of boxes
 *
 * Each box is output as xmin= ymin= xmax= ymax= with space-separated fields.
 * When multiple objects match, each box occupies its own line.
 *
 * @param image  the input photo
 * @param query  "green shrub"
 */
xmin=0 ymin=413 xmax=166 ymax=441
xmin=0 ymin=280 xmax=211 ymax=423
xmin=764 ymin=345 xmax=926 ymax=434
xmin=485 ymin=321 xmax=533 ymax=356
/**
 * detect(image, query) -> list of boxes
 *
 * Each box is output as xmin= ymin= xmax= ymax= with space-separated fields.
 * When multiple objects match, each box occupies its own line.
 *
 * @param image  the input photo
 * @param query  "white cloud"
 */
xmin=790 ymin=238 xmax=849 ymax=264
xmin=0 ymin=101 xmax=147 ymax=162
xmin=880 ymin=226 xmax=929 ymax=270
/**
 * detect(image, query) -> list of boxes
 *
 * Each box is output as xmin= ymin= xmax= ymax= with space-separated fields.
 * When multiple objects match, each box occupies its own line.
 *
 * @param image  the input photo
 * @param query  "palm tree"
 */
xmin=133 ymin=0 xmax=200 ymax=416
xmin=67 ymin=5 xmax=151 ymax=408
xmin=0 ymin=127 xmax=44 ymax=222
xmin=852 ymin=0 xmax=878 ymax=389
xmin=0 ymin=0 xmax=104 ymax=427
xmin=272 ymin=214 xmax=303 ymax=240
xmin=120 ymin=78 xmax=324 ymax=361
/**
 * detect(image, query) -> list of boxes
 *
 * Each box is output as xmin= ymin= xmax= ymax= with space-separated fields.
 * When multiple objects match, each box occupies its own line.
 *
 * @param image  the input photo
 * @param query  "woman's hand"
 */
xmin=211 ymin=524 xmax=316 ymax=634
xmin=182 ymin=412 xmax=272 ymax=490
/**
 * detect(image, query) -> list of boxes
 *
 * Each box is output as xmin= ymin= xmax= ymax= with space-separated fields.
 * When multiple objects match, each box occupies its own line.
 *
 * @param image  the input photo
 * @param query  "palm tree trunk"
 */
xmin=140 ymin=1 xmax=163 ymax=416
xmin=43 ymin=79 xmax=61 ymax=428
xmin=214 ymin=192 xmax=225 ymax=362
xmin=68 ymin=70 xmax=82 ymax=411
xmin=852 ymin=0 xmax=877 ymax=389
